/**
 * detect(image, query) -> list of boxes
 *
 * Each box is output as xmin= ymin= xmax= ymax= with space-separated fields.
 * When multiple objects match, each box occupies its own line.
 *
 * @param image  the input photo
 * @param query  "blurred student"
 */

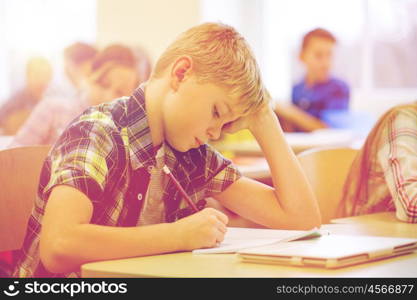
xmin=275 ymin=28 xmax=350 ymax=132
xmin=339 ymin=102 xmax=417 ymax=223
xmin=13 ymin=23 xmax=320 ymax=277
xmin=0 ymin=57 xmax=52 ymax=134
xmin=86 ymin=44 xmax=139 ymax=104
xmin=10 ymin=45 xmax=138 ymax=147
xmin=45 ymin=42 xmax=97 ymax=100
xmin=133 ymin=46 xmax=152 ymax=85
xmin=292 ymin=28 xmax=350 ymax=123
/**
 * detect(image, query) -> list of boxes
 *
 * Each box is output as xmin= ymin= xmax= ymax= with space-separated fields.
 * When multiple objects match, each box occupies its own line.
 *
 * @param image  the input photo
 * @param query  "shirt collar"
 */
xmin=127 ymin=83 xmax=157 ymax=170
xmin=127 ymin=83 xmax=201 ymax=177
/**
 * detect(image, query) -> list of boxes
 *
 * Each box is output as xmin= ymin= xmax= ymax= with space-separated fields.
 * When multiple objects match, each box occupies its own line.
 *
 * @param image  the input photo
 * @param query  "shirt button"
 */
xmin=137 ymin=193 xmax=143 ymax=201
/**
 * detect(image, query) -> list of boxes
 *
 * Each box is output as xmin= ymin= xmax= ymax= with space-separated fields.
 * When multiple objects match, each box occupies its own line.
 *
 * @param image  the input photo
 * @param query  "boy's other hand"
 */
xmin=173 ymin=207 xmax=229 ymax=251
xmin=221 ymin=103 xmax=274 ymax=134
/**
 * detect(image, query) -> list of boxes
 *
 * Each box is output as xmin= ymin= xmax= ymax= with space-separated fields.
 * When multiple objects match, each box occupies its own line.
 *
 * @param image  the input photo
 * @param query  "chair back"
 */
xmin=0 ymin=145 xmax=50 ymax=251
xmin=297 ymin=147 xmax=358 ymax=223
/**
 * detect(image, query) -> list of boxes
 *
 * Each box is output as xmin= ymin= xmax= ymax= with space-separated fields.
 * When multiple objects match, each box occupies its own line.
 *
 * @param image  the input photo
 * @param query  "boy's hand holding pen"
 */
xmin=172 ymin=207 xmax=228 ymax=250
xmin=163 ymin=165 xmax=228 ymax=250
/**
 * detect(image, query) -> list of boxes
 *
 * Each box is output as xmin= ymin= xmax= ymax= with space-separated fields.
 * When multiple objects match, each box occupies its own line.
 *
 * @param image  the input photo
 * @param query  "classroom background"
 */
xmin=1 ymin=0 xmax=417 ymax=280
xmin=0 ymin=0 xmax=416 ymax=120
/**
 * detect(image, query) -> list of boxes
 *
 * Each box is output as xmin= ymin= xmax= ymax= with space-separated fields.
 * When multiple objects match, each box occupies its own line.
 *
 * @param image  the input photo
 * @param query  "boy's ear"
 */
xmin=170 ymin=56 xmax=193 ymax=91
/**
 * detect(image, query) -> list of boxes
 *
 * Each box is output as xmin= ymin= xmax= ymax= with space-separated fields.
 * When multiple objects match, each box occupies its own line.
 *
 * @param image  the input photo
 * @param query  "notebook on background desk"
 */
xmin=237 ymin=235 xmax=417 ymax=269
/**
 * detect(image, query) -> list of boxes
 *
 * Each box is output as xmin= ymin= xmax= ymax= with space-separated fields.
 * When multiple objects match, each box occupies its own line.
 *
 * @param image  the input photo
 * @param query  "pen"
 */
xmin=162 ymin=165 xmax=199 ymax=213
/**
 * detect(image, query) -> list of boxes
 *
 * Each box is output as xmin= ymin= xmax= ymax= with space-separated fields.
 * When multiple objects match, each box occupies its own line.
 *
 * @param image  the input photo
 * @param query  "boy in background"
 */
xmin=14 ymin=23 xmax=320 ymax=277
xmin=10 ymin=44 xmax=138 ymax=147
xmin=293 ymin=27 xmax=350 ymax=119
xmin=61 ymin=42 xmax=98 ymax=97
xmin=276 ymin=28 xmax=350 ymax=132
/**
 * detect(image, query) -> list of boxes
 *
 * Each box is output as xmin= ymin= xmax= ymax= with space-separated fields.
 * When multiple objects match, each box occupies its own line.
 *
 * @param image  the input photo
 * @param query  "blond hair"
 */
xmin=151 ymin=22 xmax=270 ymax=114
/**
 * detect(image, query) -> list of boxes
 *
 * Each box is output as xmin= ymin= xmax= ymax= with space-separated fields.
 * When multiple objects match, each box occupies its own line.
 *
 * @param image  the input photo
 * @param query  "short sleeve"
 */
xmin=291 ymin=83 xmax=301 ymax=104
xmin=326 ymin=80 xmax=350 ymax=110
xmin=204 ymin=145 xmax=242 ymax=196
xmin=40 ymin=114 xmax=117 ymax=204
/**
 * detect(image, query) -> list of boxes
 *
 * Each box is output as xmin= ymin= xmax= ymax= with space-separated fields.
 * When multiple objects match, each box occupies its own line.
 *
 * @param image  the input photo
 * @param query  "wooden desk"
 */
xmin=215 ymin=129 xmax=364 ymax=181
xmin=81 ymin=213 xmax=417 ymax=278
xmin=329 ymin=212 xmax=417 ymax=239
xmin=232 ymin=156 xmax=270 ymax=179
xmin=212 ymin=129 xmax=360 ymax=156
xmin=332 ymin=212 xmax=401 ymax=224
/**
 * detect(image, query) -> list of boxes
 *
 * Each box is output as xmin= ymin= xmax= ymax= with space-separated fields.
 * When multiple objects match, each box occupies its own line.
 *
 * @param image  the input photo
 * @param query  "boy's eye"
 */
xmin=212 ymin=106 xmax=220 ymax=118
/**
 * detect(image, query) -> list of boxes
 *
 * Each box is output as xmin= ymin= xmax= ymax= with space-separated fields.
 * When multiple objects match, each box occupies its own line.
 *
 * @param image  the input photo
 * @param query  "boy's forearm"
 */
xmin=46 ymin=222 xmax=181 ymax=273
xmin=274 ymin=103 xmax=327 ymax=132
xmin=249 ymin=108 xmax=321 ymax=226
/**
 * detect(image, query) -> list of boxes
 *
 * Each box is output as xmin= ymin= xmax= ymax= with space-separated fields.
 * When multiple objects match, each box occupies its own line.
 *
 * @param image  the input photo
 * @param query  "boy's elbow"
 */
xmin=291 ymin=210 xmax=322 ymax=230
xmin=405 ymin=202 xmax=417 ymax=224
xmin=290 ymin=217 xmax=321 ymax=230
xmin=269 ymin=212 xmax=321 ymax=231
xmin=40 ymin=236 xmax=74 ymax=274
xmin=310 ymin=210 xmax=322 ymax=228
xmin=303 ymin=216 xmax=322 ymax=230
xmin=395 ymin=204 xmax=417 ymax=224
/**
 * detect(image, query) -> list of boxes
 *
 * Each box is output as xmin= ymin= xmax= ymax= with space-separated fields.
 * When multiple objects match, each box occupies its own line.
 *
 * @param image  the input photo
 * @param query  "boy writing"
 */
xmin=13 ymin=23 xmax=320 ymax=278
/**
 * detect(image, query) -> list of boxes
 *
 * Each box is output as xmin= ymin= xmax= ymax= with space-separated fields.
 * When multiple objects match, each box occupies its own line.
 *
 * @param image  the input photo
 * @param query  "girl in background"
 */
xmin=10 ymin=44 xmax=139 ymax=147
xmin=339 ymin=103 xmax=417 ymax=223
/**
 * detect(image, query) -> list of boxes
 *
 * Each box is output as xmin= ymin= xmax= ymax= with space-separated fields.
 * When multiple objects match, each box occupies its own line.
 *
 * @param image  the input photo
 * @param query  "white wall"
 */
xmin=96 ymin=0 xmax=201 ymax=64
xmin=95 ymin=0 xmax=417 ymax=122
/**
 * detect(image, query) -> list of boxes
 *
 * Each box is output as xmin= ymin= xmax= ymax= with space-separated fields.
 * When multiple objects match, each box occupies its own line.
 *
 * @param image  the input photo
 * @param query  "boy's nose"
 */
xmin=207 ymin=124 xmax=222 ymax=141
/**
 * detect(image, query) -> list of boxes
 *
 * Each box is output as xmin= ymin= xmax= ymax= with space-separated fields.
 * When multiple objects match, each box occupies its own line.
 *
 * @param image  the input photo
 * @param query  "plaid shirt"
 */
xmin=13 ymin=85 xmax=241 ymax=278
xmin=343 ymin=105 xmax=417 ymax=223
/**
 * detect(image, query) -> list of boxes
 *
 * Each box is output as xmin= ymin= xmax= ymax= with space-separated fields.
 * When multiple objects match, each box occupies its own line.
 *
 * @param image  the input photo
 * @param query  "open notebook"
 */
xmin=237 ymin=235 xmax=417 ymax=269
xmin=192 ymin=227 xmax=324 ymax=254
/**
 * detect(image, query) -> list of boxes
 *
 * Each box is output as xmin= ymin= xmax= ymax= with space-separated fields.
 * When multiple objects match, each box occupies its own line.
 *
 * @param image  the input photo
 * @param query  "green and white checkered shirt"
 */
xmin=13 ymin=85 xmax=241 ymax=277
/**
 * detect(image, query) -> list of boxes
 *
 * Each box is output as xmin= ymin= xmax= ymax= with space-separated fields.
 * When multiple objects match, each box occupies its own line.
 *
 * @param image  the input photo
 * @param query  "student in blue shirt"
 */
xmin=275 ymin=28 xmax=350 ymax=132
xmin=293 ymin=28 xmax=350 ymax=122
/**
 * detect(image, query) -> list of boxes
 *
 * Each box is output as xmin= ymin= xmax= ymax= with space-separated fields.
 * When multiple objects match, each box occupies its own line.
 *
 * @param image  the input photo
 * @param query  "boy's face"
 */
xmin=65 ymin=60 xmax=92 ymax=88
xmin=87 ymin=66 xmax=137 ymax=105
xmin=161 ymin=76 xmax=242 ymax=152
xmin=300 ymin=37 xmax=335 ymax=82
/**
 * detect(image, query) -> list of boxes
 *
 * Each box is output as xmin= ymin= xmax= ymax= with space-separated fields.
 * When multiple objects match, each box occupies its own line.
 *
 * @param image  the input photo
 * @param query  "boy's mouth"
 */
xmin=195 ymin=137 xmax=203 ymax=147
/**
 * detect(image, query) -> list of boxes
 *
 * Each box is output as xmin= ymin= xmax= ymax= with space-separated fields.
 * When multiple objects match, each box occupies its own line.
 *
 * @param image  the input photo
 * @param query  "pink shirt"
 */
xmin=10 ymin=94 xmax=89 ymax=147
